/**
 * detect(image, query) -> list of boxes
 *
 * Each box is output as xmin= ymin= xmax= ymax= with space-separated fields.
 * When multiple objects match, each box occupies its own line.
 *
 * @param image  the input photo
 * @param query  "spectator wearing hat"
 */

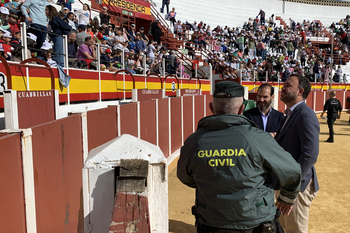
xmin=63 ymin=7 xmax=70 ymax=17
xmin=2 ymin=31 xmax=13 ymax=59
xmin=10 ymin=28 xmax=21 ymax=49
xmin=41 ymin=40 xmax=57 ymax=67
xmin=46 ymin=5 xmax=72 ymax=67
xmin=101 ymin=48 xmax=118 ymax=72
xmin=99 ymin=6 xmax=110 ymax=25
xmin=127 ymin=24 xmax=137 ymax=41
xmin=160 ymin=0 xmax=169 ymax=14
xmin=21 ymin=0 xmax=50 ymax=55
xmin=0 ymin=6 xmax=10 ymax=31
xmin=100 ymin=36 xmax=111 ymax=54
xmin=151 ymin=18 xmax=162 ymax=45
xmin=138 ymin=27 xmax=149 ymax=43
xmin=105 ymin=24 xmax=114 ymax=36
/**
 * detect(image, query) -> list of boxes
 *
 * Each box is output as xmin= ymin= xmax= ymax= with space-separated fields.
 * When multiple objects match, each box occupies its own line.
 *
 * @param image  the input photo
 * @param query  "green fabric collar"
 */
xmin=198 ymin=114 xmax=258 ymax=131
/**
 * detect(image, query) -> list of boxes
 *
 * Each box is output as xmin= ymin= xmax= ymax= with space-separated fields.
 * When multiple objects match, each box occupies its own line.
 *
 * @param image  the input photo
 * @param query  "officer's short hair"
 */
xmin=212 ymin=96 xmax=243 ymax=115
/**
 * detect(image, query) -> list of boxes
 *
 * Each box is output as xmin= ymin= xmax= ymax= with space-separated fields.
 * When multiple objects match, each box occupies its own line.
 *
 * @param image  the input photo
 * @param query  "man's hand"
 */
xmin=275 ymin=201 xmax=293 ymax=216
xmin=270 ymin=132 xmax=277 ymax=138
xmin=26 ymin=17 xmax=32 ymax=23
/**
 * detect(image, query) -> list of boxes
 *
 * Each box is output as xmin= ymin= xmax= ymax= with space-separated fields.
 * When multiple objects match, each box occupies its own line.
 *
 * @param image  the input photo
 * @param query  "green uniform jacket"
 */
xmin=177 ymin=114 xmax=301 ymax=230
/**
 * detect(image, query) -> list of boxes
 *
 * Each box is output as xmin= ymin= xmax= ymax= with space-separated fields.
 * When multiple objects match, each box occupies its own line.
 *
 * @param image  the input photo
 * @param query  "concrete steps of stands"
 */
xmin=276 ymin=16 xmax=287 ymax=29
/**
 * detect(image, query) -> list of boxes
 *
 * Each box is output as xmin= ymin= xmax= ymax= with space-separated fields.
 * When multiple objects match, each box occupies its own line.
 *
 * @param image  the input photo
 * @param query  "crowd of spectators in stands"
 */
xmin=0 ymin=0 xmax=349 ymax=82
xmin=0 ymin=0 xmax=184 ymax=77
xmin=165 ymin=7 xmax=348 ymax=82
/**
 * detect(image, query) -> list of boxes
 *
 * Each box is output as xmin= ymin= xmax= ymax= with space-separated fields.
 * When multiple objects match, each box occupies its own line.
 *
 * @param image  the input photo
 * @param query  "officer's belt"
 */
xmin=197 ymin=223 xmax=255 ymax=233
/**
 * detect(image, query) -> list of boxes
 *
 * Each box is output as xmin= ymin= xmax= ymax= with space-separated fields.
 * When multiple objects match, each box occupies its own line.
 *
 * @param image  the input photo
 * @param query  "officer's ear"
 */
xmin=209 ymin=102 xmax=214 ymax=114
xmin=238 ymin=104 xmax=245 ymax=115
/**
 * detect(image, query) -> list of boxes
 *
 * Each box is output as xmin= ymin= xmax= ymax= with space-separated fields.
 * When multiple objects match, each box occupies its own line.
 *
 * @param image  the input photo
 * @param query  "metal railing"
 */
xmin=147 ymin=0 xmax=170 ymax=30
xmin=1 ymin=21 xmax=205 ymax=102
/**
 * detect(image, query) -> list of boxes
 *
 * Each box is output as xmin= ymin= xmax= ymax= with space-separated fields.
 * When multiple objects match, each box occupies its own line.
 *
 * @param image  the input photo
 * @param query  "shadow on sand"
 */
xmin=169 ymin=219 xmax=196 ymax=233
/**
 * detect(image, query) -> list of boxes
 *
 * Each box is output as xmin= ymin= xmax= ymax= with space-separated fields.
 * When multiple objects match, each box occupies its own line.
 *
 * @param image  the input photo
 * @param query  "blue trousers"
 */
xmin=261 ymin=49 xmax=266 ymax=61
xmin=31 ymin=24 xmax=47 ymax=50
xmin=161 ymin=0 xmax=169 ymax=14
xmin=51 ymin=36 xmax=64 ymax=67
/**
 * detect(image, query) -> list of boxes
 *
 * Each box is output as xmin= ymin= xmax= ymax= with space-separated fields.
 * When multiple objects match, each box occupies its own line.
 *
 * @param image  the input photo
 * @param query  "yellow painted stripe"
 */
xmin=9 ymin=75 xmax=278 ymax=94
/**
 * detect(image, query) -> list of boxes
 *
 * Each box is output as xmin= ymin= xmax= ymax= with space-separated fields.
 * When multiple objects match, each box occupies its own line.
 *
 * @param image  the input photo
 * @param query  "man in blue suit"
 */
xmin=275 ymin=74 xmax=319 ymax=233
xmin=243 ymin=83 xmax=284 ymax=137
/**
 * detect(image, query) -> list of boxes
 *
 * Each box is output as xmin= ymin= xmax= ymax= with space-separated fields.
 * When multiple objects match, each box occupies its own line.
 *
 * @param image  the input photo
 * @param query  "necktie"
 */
xmin=280 ymin=108 xmax=292 ymax=132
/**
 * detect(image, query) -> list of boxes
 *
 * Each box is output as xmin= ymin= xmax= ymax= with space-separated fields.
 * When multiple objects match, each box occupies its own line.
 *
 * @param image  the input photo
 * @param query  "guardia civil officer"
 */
xmin=177 ymin=81 xmax=302 ymax=233
xmin=320 ymin=91 xmax=342 ymax=143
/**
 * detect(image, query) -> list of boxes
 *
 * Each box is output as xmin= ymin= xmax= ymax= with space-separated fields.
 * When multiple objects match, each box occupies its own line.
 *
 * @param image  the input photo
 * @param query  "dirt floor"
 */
xmin=168 ymin=113 xmax=350 ymax=233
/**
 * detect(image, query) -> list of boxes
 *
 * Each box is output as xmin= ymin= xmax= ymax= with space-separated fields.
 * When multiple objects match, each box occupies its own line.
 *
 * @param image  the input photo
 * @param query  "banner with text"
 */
xmin=102 ymin=0 xmax=151 ymax=20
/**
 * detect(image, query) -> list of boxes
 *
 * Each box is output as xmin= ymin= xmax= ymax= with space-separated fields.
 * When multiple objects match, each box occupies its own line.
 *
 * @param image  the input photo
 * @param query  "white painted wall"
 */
xmin=57 ymin=100 xmax=127 ymax=119
xmin=83 ymin=134 xmax=168 ymax=233
xmin=149 ymin=0 xmax=349 ymax=29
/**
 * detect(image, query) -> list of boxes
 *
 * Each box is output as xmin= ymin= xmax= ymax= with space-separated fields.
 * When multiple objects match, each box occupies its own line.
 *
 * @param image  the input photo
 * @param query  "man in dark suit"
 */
xmin=243 ymin=83 xmax=284 ymax=137
xmin=275 ymin=74 xmax=319 ymax=233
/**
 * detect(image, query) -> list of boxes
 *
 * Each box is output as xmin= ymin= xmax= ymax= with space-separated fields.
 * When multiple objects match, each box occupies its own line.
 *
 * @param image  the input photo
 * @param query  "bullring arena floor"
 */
xmin=168 ymin=113 xmax=350 ymax=233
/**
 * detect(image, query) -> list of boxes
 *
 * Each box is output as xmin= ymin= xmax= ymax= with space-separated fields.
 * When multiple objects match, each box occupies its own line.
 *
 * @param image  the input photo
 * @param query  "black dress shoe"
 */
xmin=325 ymin=139 xmax=334 ymax=143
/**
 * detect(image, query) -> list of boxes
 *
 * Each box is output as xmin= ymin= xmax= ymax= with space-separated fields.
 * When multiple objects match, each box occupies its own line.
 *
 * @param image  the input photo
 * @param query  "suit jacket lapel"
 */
xmin=253 ymin=111 xmax=264 ymax=130
xmin=265 ymin=108 xmax=275 ymax=132
xmin=275 ymin=103 xmax=303 ymax=140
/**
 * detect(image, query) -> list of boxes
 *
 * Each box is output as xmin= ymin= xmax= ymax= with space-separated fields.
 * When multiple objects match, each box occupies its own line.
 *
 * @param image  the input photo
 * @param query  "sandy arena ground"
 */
xmin=168 ymin=113 xmax=350 ymax=233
